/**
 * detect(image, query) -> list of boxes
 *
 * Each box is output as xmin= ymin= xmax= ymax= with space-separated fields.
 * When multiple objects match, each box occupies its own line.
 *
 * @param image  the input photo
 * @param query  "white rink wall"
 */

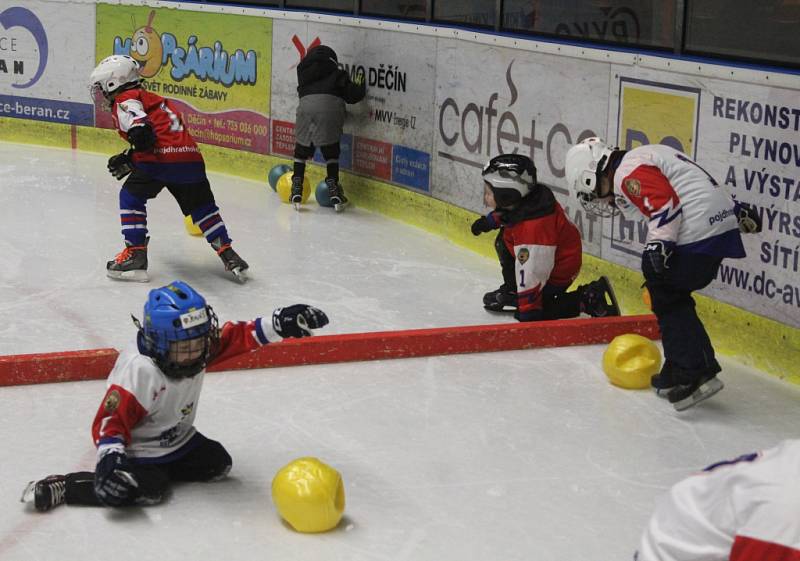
xmin=0 ymin=0 xmax=798 ymax=333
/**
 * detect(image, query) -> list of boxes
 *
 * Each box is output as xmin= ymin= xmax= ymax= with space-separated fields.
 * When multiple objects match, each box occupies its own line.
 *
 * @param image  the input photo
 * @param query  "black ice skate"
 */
xmin=483 ymin=284 xmax=518 ymax=313
xmin=107 ymin=238 xmax=149 ymax=282
xmin=579 ymin=276 xmax=620 ymax=317
xmin=211 ymin=238 xmax=249 ymax=283
xmin=290 ymin=176 xmax=304 ymax=211
xmin=668 ymin=372 xmax=724 ymax=411
xmin=20 ymin=475 xmax=67 ymax=512
xmin=326 ymin=178 xmax=349 ymax=212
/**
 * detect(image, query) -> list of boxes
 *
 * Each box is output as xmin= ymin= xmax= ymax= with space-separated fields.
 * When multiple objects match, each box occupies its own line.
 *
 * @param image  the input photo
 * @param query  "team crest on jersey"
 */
xmin=517 ymin=248 xmax=530 ymax=265
xmin=104 ymin=390 xmax=121 ymax=412
xmin=623 ymin=178 xmax=641 ymax=197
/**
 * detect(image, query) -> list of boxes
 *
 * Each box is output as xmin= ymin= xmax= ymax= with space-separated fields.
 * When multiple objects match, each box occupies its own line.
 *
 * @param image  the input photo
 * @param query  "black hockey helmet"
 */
xmin=482 ymin=154 xmax=538 ymax=208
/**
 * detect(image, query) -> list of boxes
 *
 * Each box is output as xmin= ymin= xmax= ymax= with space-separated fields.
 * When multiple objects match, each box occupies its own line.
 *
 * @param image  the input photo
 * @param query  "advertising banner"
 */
xmin=270 ymin=19 xmax=435 ymax=191
xmin=607 ymin=67 xmax=800 ymax=327
xmin=433 ymin=38 xmax=610 ymax=253
xmin=95 ymin=4 xmax=271 ymax=154
xmin=0 ymin=1 xmax=94 ymax=125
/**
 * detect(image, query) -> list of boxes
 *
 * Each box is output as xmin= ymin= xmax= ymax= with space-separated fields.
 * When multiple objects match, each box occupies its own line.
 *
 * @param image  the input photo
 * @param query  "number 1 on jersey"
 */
xmin=161 ymin=103 xmax=184 ymax=132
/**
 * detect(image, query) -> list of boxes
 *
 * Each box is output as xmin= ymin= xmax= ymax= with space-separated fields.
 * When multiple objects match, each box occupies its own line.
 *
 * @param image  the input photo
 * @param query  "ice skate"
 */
xmin=651 ymin=360 xmax=676 ymax=397
xmin=580 ymin=276 xmax=620 ymax=317
xmin=211 ymin=238 xmax=249 ymax=284
xmin=483 ymin=284 xmax=518 ymax=313
xmin=20 ymin=475 xmax=67 ymax=512
xmin=291 ymin=176 xmax=304 ymax=211
xmin=107 ymin=238 xmax=149 ymax=282
xmin=326 ymin=178 xmax=349 ymax=212
xmin=668 ymin=372 xmax=724 ymax=411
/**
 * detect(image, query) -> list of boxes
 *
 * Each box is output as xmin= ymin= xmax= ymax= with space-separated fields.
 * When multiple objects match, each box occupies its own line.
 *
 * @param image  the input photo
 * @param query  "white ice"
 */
xmin=0 ymin=142 xmax=798 ymax=561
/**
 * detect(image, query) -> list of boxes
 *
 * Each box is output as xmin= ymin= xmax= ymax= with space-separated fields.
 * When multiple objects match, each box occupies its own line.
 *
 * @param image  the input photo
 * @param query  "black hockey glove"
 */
xmin=94 ymin=451 xmax=138 ymax=507
xmin=107 ymin=151 xmax=133 ymax=180
xmin=272 ymin=304 xmax=329 ymax=339
xmin=642 ymin=240 xmax=675 ymax=279
xmin=734 ymin=200 xmax=762 ymax=234
xmin=127 ymin=123 xmax=156 ymax=152
xmin=471 ymin=216 xmax=495 ymax=236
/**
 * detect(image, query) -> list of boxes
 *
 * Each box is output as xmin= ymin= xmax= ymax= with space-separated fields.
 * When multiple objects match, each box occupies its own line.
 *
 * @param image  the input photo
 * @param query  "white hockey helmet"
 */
xmin=482 ymin=153 xmax=537 ymax=208
xmin=89 ymin=55 xmax=141 ymax=100
xmin=564 ymin=137 xmax=617 ymax=216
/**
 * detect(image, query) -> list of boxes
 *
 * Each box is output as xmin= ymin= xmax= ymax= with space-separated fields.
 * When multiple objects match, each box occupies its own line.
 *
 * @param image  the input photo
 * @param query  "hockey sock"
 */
xmin=119 ymin=188 xmax=149 ymax=246
xmin=326 ymin=159 xmax=339 ymax=183
xmin=293 ymin=160 xmax=306 ymax=181
xmin=191 ymin=203 xmax=231 ymax=247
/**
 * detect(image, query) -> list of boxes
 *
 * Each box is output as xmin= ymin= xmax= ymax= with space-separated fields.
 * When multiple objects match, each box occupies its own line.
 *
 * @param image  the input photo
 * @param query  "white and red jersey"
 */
xmin=92 ymin=317 xmax=282 ymax=463
xmin=112 ymin=88 xmax=205 ymax=183
xmin=494 ymin=201 xmax=582 ymax=318
xmin=614 ymin=144 xmax=745 ymax=258
xmin=636 ymin=439 xmax=800 ymax=561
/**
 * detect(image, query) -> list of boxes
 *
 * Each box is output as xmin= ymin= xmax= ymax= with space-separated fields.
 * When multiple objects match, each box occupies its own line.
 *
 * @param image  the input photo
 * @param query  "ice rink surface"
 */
xmin=1 ymin=142 xmax=798 ymax=561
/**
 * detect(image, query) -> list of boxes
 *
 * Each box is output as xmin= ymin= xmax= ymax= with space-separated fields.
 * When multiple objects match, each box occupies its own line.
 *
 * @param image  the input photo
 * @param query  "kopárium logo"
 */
xmin=113 ymin=10 xmax=257 ymax=87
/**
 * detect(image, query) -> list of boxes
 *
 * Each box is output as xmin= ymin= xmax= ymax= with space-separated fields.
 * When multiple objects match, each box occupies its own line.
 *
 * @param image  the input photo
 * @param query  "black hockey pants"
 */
xmin=643 ymin=251 xmax=723 ymax=383
xmin=63 ymin=433 xmax=231 ymax=507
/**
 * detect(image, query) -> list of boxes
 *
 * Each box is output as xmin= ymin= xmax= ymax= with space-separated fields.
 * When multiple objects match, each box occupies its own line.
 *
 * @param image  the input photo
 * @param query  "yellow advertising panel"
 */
xmin=95 ymin=4 xmax=271 ymax=153
xmin=617 ymin=78 xmax=700 ymax=158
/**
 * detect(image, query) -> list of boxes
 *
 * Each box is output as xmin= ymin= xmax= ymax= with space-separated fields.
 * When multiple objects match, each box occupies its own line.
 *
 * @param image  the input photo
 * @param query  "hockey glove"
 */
xmin=642 ymin=240 xmax=675 ymax=279
xmin=272 ymin=304 xmax=329 ymax=339
xmin=734 ymin=200 xmax=762 ymax=234
xmin=471 ymin=216 xmax=495 ymax=236
xmin=94 ymin=451 xmax=138 ymax=507
xmin=107 ymin=151 xmax=133 ymax=180
xmin=127 ymin=123 xmax=156 ymax=152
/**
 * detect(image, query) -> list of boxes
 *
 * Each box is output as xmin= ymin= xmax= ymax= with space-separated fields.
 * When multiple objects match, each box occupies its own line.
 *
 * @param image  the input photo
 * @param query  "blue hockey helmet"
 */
xmin=135 ymin=281 xmax=219 ymax=378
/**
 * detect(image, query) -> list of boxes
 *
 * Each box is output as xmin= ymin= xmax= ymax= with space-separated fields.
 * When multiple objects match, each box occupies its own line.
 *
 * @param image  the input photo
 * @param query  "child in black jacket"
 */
xmin=290 ymin=44 xmax=366 ymax=211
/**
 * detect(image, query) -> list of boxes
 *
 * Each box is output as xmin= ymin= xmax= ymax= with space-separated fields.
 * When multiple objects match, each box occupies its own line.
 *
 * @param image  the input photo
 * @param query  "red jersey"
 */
xmin=111 ymin=88 xmax=206 ymax=184
xmin=493 ymin=201 xmax=582 ymax=318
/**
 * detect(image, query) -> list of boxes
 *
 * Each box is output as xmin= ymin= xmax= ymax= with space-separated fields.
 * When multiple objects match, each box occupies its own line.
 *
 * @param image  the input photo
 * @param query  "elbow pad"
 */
xmin=127 ymin=123 xmax=156 ymax=151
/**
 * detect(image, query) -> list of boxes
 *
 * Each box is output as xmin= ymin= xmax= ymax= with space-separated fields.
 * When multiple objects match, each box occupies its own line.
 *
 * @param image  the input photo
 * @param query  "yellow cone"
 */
xmin=272 ymin=457 xmax=345 ymax=533
xmin=602 ymin=334 xmax=662 ymax=389
xmin=184 ymin=215 xmax=202 ymax=236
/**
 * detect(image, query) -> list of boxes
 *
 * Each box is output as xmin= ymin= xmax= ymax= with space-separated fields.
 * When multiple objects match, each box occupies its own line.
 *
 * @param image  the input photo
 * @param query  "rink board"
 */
xmin=0 ymin=316 xmax=659 ymax=387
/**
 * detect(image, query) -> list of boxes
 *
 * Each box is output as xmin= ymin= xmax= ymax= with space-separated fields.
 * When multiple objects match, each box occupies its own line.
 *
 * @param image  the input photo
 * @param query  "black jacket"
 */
xmin=296 ymin=45 xmax=366 ymax=103
xmin=496 ymin=184 xmax=557 ymax=226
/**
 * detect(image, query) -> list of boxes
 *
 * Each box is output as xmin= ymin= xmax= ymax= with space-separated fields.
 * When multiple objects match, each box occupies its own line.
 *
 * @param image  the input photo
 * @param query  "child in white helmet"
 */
xmin=564 ymin=137 xmax=761 ymax=410
xmin=89 ymin=55 xmax=248 ymax=283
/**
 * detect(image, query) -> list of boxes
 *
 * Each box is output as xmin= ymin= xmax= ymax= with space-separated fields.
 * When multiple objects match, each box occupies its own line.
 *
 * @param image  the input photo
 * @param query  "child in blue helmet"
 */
xmin=21 ymin=281 xmax=328 ymax=512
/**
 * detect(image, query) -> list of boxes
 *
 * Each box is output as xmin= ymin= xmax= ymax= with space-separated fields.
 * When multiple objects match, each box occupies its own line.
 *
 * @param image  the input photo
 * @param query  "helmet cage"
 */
xmin=136 ymin=307 xmax=220 ymax=379
xmin=565 ymin=138 xmax=619 ymax=217
xmin=134 ymin=281 xmax=220 ymax=379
